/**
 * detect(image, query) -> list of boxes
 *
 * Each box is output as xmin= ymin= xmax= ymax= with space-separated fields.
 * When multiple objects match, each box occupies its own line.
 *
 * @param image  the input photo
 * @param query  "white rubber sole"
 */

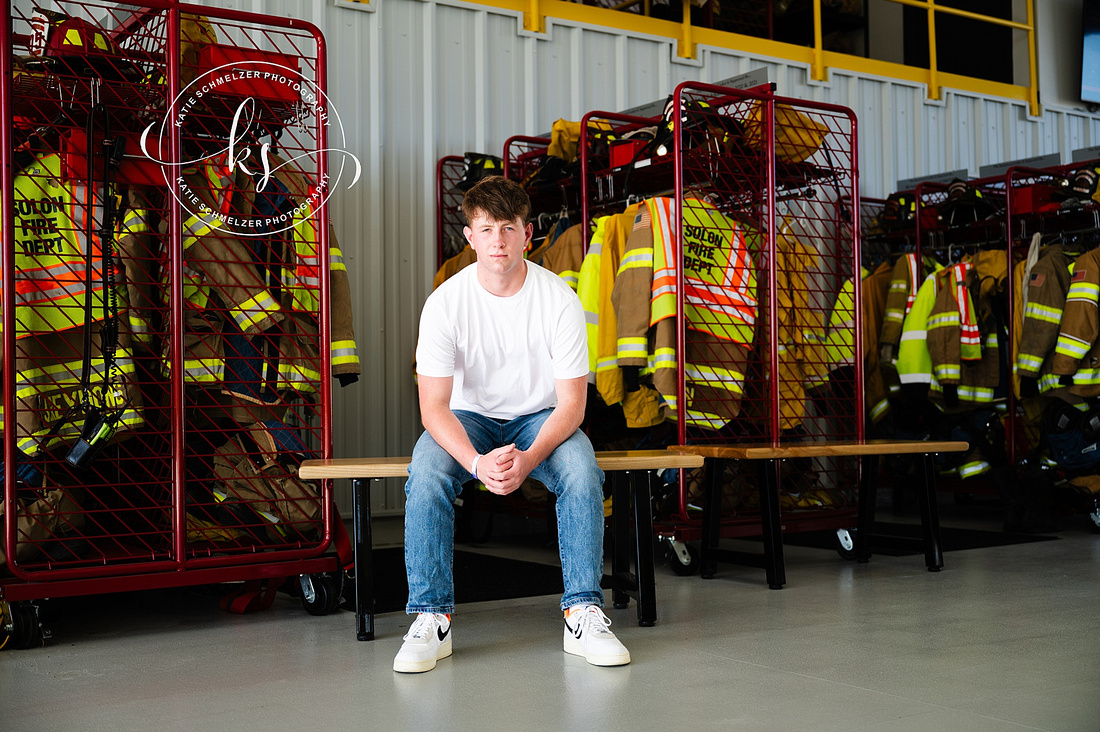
xmin=393 ymin=638 xmax=452 ymax=673
xmin=563 ymin=634 xmax=631 ymax=667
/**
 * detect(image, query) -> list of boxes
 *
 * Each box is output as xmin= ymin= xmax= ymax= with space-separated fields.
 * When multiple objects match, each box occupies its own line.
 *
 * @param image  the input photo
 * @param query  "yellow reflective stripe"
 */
xmin=1016 ymin=353 xmax=1043 ymax=372
xmin=1055 ymin=334 xmax=1090 ymax=359
xmin=684 ymin=409 xmax=729 ymax=429
xmin=926 ymin=312 xmax=959 ymax=329
xmin=1024 ymin=301 xmax=1062 ymax=324
xmin=279 ymin=363 xmax=321 ymax=392
xmin=558 ymin=269 xmax=580 ymax=290
xmin=870 ymin=398 xmax=891 ymax=422
xmin=181 ymin=212 xmax=223 ymax=246
xmin=934 ymin=364 xmax=961 ymax=381
xmin=16 ymin=353 xmax=137 ymax=398
xmin=330 ymin=247 xmax=346 ymax=272
xmin=958 ymin=460 xmax=992 ymax=479
xmin=332 ymin=340 xmax=359 ymax=366
xmin=1066 ymin=281 xmax=1100 ymax=302
xmin=182 ymin=358 xmax=225 ymax=382
xmin=647 ymin=347 xmax=676 ymax=370
xmin=596 ymin=355 xmax=618 ymax=372
xmin=617 ymin=337 xmax=648 ymax=360
xmin=617 ymin=249 xmax=652 ymax=271
xmin=685 ymin=364 xmax=744 ymax=393
xmin=1039 ymin=373 xmax=1063 ymax=392
xmin=119 ymin=208 xmax=150 ymax=236
xmin=955 ymin=385 xmax=996 ymax=401
xmin=1067 ymin=368 xmax=1100 ymax=384
xmin=231 ymin=292 xmax=280 ymax=332
xmin=20 ymin=407 xmax=144 ymax=454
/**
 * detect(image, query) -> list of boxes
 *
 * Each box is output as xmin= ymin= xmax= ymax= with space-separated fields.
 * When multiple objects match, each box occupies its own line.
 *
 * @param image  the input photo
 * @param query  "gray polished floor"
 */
xmin=2 ymin=502 xmax=1099 ymax=732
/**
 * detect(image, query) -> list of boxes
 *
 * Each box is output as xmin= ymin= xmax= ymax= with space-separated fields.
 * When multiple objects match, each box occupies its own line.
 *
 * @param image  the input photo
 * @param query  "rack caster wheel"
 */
xmin=1 ymin=602 xmax=48 ymax=650
xmin=299 ymin=573 xmax=343 ymax=616
xmin=835 ymin=528 xmax=858 ymax=560
xmin=666 ymin=539 xmax=699 ymax=576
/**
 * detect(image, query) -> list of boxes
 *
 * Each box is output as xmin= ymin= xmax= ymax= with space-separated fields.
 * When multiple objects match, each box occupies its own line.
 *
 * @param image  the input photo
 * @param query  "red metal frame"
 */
xmin=2 ymin=1 xmax=338 ymax=602
xmin=502 ymin=135 xmax=549 ymax=183
xmin=436 ymin=154 xmax=465 ymax=268
xmin=570 ymin=83 xmax=862 ymax=541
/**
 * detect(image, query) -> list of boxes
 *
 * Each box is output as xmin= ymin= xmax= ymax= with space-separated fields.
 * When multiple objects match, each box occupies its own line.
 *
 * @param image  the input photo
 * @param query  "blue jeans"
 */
xmin=404 ymin=409 xmax=606 ymax=614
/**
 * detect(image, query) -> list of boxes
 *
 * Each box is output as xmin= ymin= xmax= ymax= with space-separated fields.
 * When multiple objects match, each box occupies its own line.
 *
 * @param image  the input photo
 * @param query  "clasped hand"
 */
xmin=478 ymin=443 xmax=534 ymax=496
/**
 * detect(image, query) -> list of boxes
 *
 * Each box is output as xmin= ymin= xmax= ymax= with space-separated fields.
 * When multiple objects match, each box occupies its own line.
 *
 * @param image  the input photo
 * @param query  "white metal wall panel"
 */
xmin=174 ymin=0 xmax=1100 ymax=516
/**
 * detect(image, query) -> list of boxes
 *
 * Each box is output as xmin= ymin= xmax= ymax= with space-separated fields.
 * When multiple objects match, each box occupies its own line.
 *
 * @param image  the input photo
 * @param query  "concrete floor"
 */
xmin=2 ymin=502 xmax=1099 ymax=732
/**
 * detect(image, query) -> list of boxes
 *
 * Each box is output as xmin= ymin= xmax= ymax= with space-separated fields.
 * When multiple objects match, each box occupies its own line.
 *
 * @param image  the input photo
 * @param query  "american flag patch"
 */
xmin=1029 ymin=273 xmax=1046 ymax=287
xmin=1073 ymin=269 xmax=1087 ymax=282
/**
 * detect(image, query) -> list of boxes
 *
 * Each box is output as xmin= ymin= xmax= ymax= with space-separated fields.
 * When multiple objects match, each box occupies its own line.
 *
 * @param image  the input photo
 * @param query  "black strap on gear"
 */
xmin=65 ymin=92 xmax=128 ymax=468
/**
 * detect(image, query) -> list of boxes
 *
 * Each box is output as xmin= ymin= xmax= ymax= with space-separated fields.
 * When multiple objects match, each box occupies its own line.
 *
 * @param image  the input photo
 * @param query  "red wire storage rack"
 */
xmin=2 ymin=1 xmax=338 ymax=625
xmin=573 ymin=81 xmax=864 ymax=543
xmin=436 ymin=154 xmax=466 ymax=266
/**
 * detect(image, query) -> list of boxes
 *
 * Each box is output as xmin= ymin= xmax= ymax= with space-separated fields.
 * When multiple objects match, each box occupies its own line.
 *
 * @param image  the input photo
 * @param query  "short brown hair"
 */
xmin=461 ymin=175 xmax=530 ymax=225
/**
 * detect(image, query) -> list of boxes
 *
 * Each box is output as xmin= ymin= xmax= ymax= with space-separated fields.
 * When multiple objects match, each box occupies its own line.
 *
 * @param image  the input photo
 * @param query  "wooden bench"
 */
xmin=299 ymin=449 xmax=704 ymax=641
xmin=672 ymin=440 xmax=970 ymax=589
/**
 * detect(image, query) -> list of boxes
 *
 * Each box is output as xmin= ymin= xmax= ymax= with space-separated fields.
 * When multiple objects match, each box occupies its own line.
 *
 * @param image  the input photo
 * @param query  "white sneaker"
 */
xmin=563 ymin=605 xmax=631 ymax=667
xmin=393 ymin=613 xmax=452 ymax=673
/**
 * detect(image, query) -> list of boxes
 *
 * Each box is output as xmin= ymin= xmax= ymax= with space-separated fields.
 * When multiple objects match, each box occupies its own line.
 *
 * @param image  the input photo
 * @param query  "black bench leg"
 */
xmin=353 ymin=478 xmax=375 ymax=641
xmin=916 ymin=453 xmax=944 ymax=572
xmin=759 ymin=459 xmax=786 ymax=590
xmin=611 ymin=471 xmax=631 ymax=609
xmin=631 ymin=470 xmax=657 ymax=627
xmin=855 ymin=454 xmax=878 ymax=563
xmin=700 ymin=457 xmax=723 ymax=579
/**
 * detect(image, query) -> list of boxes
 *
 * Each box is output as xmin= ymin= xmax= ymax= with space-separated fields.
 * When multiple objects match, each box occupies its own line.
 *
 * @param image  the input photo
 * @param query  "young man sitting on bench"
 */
xmin=395 ymin=175 xmax=630 ymax=673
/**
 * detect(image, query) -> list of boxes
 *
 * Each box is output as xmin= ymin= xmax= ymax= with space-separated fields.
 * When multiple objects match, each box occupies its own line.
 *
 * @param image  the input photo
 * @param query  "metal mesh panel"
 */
xmin=574 ymin=83 xmax=861 ymax=532
xmin=436 ymin=154 xmax=465 ymax=265
xmin=668 ymin=83 xmax=861 ymax=519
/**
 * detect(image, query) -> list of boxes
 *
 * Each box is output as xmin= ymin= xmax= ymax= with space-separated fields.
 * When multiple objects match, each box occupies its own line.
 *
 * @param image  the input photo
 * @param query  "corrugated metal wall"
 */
xmin=183 ymin=0 xmax=1100 ymax=513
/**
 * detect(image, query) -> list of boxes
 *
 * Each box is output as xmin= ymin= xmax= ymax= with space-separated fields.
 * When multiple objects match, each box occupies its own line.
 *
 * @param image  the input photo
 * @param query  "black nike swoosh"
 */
xmin=438 ymin=625 xmax=450 ymax=642
xmin=565 ymin=620 xmax=582 ymax=639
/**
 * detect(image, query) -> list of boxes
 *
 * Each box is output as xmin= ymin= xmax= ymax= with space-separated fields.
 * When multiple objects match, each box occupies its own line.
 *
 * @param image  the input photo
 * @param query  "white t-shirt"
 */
xmin=416 ymin=261 xmax=588 ymax=420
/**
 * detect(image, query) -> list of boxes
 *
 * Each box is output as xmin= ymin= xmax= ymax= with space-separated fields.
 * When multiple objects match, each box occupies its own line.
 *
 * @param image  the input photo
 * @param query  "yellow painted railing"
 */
xmin=487 ymin=0 xmax=1038 ymax=116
